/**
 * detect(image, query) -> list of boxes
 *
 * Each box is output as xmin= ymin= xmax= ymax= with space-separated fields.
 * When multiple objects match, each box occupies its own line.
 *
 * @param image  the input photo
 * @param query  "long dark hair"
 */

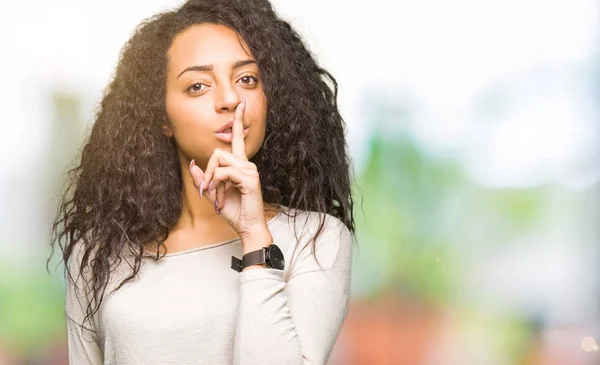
xmin=48 ymin=0 xmax=356 ymax=332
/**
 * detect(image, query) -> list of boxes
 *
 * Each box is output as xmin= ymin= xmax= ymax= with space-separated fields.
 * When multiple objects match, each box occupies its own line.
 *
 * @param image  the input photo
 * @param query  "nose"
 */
xmin=214 ymin=84 xmax=241 ymax=113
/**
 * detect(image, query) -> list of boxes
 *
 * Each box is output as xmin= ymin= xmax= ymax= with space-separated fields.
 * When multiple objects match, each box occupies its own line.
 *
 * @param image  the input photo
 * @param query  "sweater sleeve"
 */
xmin=233 ymin=218 xmax=353 ymax=365
xmin=65 ymin=240 xmax=104 ymax=365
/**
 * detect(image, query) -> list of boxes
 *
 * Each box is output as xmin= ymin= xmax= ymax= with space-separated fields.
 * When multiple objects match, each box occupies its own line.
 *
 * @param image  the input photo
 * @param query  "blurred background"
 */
xmin=0 ymin=0 xmax=598 ymax=364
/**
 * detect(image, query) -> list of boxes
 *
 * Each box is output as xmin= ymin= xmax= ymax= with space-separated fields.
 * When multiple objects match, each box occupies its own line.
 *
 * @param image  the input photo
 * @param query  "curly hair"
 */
xmin=48 ymin=0 xmax=356 ymax=333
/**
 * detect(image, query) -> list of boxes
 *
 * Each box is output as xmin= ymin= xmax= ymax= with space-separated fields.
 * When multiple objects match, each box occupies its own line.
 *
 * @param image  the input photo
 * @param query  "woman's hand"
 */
xmin=188 ymin=96 xmax=271 ymax=249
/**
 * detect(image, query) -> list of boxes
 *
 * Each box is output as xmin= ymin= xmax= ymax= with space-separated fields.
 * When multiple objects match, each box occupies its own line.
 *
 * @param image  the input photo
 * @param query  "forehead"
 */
xmin=167 ymin=24 xmax=254 ymax=73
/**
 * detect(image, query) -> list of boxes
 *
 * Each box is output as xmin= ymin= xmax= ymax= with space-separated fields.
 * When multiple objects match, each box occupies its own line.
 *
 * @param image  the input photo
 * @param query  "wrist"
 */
xmin=240 ymin=226 xmax=273 ymax=255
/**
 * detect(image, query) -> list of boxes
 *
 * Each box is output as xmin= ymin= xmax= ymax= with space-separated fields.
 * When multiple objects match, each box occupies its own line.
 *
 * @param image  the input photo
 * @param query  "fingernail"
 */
xmin=209 ymin=180 xmax=214 ymax=192
xmin=199 ymin=180 xmax=204 ymax=200
xmin=214 ymin=198 xmax=219 ymax=214
xmin=190 ymin=159 xmax=196 ymax=169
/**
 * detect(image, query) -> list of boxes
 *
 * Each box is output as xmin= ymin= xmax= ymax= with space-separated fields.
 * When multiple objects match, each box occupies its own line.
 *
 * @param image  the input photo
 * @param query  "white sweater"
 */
xmin=65 ymin=206 xmax=354 ymax=365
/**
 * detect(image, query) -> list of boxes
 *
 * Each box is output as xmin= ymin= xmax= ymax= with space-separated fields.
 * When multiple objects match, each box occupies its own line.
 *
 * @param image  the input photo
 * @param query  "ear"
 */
xmin=162 ymin=124 xmax=173 ymax=138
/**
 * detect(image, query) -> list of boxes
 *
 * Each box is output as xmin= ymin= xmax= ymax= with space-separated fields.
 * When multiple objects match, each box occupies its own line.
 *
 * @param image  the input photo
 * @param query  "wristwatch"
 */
xmin=231 ymin=244 xmax=285 ymax=272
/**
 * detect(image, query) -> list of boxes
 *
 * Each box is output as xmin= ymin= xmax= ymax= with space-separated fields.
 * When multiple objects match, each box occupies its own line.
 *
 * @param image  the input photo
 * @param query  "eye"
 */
xmin=238 ymin=75 xmax=258 ymax=85
xmin=187 ymin=82 xmax=207 ymax=93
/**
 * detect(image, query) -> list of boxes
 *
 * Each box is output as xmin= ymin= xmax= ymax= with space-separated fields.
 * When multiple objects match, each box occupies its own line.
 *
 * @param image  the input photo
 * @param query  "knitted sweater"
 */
xmin=65 ymin=206 xmax=353 ymax=365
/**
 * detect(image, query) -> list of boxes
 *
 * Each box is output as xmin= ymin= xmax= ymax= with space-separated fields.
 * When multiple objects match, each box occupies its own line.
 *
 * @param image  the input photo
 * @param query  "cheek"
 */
xmin=166 ymin=94 xmax=191 ymax=127
xmin=165 ymin=93 xmax=216 ymax=156
xmin=166 ymin=93 xmax=210 ymax=132
xmin=246 ymin=93 xmax=267 ymax=128
xmin=246 ymin=94 xmax=268 ymax=146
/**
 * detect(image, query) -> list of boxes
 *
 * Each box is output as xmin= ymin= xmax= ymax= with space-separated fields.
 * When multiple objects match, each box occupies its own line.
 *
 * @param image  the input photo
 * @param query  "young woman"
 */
xmin=49 ymin=0 xmax=356 ymax=363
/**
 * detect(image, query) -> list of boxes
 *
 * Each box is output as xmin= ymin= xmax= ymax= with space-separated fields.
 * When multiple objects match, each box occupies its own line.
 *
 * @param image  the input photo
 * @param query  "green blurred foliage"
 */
xmin=0 ymin=258 xmax=65 ymax=357
xmin=351 ymin=127 xmax=547 ymax=305
xmin=352 ymin=130 xmax=465 ymax=303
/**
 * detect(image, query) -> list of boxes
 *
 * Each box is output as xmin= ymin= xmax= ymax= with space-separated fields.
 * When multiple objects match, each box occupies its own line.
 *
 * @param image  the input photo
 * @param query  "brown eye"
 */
xmin=188 ymin=82 xmax=207 ymax=93
xmin=239 ymin=75 xmax=258 ymax=85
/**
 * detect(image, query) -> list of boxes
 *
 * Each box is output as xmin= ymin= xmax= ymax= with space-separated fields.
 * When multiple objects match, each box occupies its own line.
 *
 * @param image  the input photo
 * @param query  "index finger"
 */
xmin=231 ymin=94 xmax=247 ymax=160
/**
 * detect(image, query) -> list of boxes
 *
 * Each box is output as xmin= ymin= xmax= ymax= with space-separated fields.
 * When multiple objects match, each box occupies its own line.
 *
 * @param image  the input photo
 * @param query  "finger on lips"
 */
xmin=189 ymin=95 xmax=250 ymax=212
xmin=231 ymin=95 xmax=247 ymax=160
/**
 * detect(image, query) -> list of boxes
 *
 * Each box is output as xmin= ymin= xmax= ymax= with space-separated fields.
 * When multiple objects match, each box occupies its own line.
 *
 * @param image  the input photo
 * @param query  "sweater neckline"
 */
xmin=160 ymin=208 xmax=283 ymax=258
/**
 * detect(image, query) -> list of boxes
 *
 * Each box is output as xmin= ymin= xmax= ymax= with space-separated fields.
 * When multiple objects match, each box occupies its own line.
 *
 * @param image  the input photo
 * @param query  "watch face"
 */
xmin=266 ymin=244 xmax=285 ymax=270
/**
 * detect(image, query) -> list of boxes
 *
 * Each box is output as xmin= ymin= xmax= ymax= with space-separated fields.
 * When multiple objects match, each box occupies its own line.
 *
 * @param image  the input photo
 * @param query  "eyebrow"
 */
xmin=176 ymin=59 xmax=257 ymax=79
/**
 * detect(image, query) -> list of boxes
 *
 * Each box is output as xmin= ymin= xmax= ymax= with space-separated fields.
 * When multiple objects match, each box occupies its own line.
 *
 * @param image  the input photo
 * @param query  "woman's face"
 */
xmin=165 ymin=24 xmax=267 ymax=164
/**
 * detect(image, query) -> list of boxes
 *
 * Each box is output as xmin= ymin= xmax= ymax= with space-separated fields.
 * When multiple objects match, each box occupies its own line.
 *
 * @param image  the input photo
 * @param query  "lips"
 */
xmin=216 ymin=127 xmax=249 ymax=143
xmin=216 ymin=120 xmax=247 ymax=133
xmin=215 ymin=120 xmax=249 ymax=143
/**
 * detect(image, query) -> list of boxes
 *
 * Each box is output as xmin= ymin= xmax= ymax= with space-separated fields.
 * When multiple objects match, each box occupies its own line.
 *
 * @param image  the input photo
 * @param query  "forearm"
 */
xmin=233 ymin=219 xmax=352 ymax=365
xmin=233 ymin=268 xmax=304 ymax=365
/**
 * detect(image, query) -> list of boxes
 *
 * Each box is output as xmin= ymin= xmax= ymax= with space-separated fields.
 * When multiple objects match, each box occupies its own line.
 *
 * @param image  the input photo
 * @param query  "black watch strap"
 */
xmin=231 ymin=256 xmax=243 ymax=272
xmin=231 ymin=248 xmax=266 ymax=272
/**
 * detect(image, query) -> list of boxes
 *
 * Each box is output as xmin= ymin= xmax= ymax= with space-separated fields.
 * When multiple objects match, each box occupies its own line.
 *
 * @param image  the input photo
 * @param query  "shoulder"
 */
xmin=273 ymin=206 xmax=354 ymax=276
xmin=66 ymin=233 xmax=134 ymax=294
xmin=277 ymin=205 xmax=349 ymax=237
xmin=66 ymin=235 xmax=94 ymax=282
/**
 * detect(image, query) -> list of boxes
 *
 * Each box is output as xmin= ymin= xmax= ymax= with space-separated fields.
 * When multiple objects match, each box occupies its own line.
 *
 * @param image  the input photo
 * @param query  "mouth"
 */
xmin=215 ymin=126 xmax=250 ymax=143
xmin=216 ymin=120 xmax=248 ymax=133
